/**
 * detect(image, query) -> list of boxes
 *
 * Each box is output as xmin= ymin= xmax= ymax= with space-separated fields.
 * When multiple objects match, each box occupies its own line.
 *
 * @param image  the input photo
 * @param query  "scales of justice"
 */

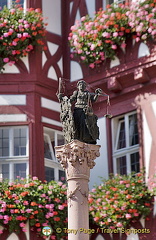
xmin=55 ymin=77 xmax=112 ymax=240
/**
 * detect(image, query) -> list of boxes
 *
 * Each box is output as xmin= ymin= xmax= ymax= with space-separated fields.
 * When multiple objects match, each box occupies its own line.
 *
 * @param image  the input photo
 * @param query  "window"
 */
xmin=112 ymin=112 xmax=140 ymax=175
xmin=0 ymin=126 xmax=28 ymax=157
xmin=0 ymin=0 xmax=25 ymax=9
xmin=14 ymin=128 xmax=27 ymax=156
xmin=114 ymin=0 xmax=125 ymax=4
xmin=103 ymin=0 xmax=125 ymax=8
xmin=45 ymin=167 xmax=54 ymax=182
xmin=0 ymin=126 xmax=29 ymax=181
xmin=44 ymin=128 xmax=64 ymax=161
xmin=44 ymin=127 xmax=65 ymax=182
xmin=103 ymin=0 xmax=113 ymax=9
xmin=14 ymin=163 xmax=26 ymax=179
xmin=59 ymin=170 xmax=66 ymax=182
xmin=0 ymin=163 xmax=27 ymax=180
xmin=0 ymin=128 xmax=9 ymax=157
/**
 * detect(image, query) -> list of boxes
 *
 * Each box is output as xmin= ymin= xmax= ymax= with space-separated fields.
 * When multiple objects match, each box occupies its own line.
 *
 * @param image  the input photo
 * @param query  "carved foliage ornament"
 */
xmin=55 ymin=140 xmax=100 ymax=170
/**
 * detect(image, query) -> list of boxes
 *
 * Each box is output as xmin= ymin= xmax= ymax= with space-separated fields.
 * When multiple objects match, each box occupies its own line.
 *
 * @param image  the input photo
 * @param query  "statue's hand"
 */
xmin=95 ymin=88 xmax=103 ymax=95
xmin=57 ymin=93 xmax=63 ymax=101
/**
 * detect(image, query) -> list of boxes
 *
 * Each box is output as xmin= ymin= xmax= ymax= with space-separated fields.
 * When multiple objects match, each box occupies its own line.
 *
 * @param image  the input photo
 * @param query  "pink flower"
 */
xmin=4 ymin=215 xmax=9 ymax=220
xmin=12 ymin=41 xmax=17 ymax=46
xmin=24 ymin=24 xmax=30 ymax=28
xmin=81 ymin=56 xmax=86 ymax=61
xmin=113 ymin=32 xmax=118 ymax=37
xmin=90 ymin=44 xmax=95 ymax=50
xmin=112 ymin=44 xmax=117 ymax=50
xmin=121 ymin=42 xmax=126 ymax=48
xmin=58 ymin=182 xmax=63 ymax=186
xmin=89 ymin=63 xmax=95 ymax=69
xmin=22 ymin=228 xmax=27 ymax=232
xmin=119 ymin=181 xmax=124 ymax=184
xmin=9 ymin=28 xmax=14 ymax=33
xmin=126 ymin=214 xmax=132 ymax=219
xmin=77 ymin=49 xmax=83 ymax=54
xmin=134 ymin=212 xmax=139 ymax=217
xmin=93 ymin=217 xmax=99 ymax=222
xmin=23 ymin=32 xmax=29 ymax=37
xmin=37 ymin=228 xmax=42 ymax=232
xmin=20 ymin=222 xmax=26 ymax=228
xmin=18 ymin=19 xmax=23 ymax=23
xmin=35 ymin=8 xmax=41 ymax=13
xmin=119 ymin=32 xmax=124 ymax=36
xmin=116 ymin=222 xmax=123 ymax=227
xmin=10 ymin=9 xmax=16 ymax=14
xmin=135 ymin=37 xmax=140 ymax=42
xmin=81 ymin=16 xmax=86 ymax=21
xmin=3 ymin=32 xmax=9 ymax=37
xmin=3 ymin=58 xmax=9 ymax=63
xmin=23 ymin=201 xmax=29 ymax=205
xmin=32 ymin=176 xmax=38 ymax=180
xmin=102 ymin=32 xmax=111 ymax=38
xmin=58 ymin=205 xmax=64 ymax=210
xmin=26 ymin=209 xmax=32 ymax=213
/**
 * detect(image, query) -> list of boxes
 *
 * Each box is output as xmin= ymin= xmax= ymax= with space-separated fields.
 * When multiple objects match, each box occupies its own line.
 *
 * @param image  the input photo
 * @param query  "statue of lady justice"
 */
xmin=57 ymin=79 xmax=102 ymax=144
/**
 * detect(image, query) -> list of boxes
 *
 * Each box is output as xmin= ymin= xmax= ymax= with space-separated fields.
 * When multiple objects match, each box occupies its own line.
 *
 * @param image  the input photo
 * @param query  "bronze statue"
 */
xmin=57 ymin=80 xmax=102 ymax=144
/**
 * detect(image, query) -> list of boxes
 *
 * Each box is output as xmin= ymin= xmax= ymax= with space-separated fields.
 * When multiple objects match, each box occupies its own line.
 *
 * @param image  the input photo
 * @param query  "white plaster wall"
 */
xmin=152 ymin=100 xmax=156 ymax=118
xmin=85 ymin=0 xmax=95 ymax=18
xmin=41 ymin=97 xmax=61 ymax=112
xmin=42 ymin=116 xmax=62 ymax=127
xmin=142 ymin=112 xmax=152 ymax=181
xmin=0 ymin=95 xmax=26 ymax=105
xmin=89 ymin=117 xmax=109 ymax=189
xmin=0 ymin=114 xmax=27 ymax=122
xmin=42 ymin=0 xmax=61 ymax=35
xmin=138 ymin=43 xmax=150 ymax=58
xmin=2 ymin=56 xmax=29 ymax=73
xmin=70 ymin=61 xmax=83 ymax=82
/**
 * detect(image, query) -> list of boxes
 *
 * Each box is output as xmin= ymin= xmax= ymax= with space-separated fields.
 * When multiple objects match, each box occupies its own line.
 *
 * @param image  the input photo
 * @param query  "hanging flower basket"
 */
xmin=68 ymin=0 xmax=156 ymax=69
xmin=0 ymin=1 xmax=47 ymax=72
xmin=89 ymin=172 xmax=153 ymax=230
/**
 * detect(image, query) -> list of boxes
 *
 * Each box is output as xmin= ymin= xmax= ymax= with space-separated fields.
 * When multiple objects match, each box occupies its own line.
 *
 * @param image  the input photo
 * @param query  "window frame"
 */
xmin=0 ymin=160 xmax=29 ymax=181
xmin=112 ymin=111 xmax=140 ymax=175
xmin=44 ymin=127 xmax=65 ymax=182
xmin=0 ymin=126 xmax=29 ymax=158
xmin=0 ymin=125 xmax=29 ymax=181
xmin=0 ymin=0 xmax=26 ymax=9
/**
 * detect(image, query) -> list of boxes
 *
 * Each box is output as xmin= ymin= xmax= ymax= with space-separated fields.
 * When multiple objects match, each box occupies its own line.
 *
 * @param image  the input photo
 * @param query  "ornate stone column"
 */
xmin=55 ymin=140 xmax=100 ymax=240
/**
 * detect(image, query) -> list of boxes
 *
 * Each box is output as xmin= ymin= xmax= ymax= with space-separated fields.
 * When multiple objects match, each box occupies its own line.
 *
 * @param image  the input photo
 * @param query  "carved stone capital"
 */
xmin=55 ymin=140 xmax=100 ymax=180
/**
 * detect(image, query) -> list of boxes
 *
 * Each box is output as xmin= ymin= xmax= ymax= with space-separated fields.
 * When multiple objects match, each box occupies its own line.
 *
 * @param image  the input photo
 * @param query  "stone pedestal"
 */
xmin=55 ymin=140 xmax=100 ymax=240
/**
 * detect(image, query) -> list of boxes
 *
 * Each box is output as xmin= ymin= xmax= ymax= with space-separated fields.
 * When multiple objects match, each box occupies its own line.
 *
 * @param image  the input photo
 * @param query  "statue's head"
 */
xmin=77 ymin=80 xmax=87 ymax=89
